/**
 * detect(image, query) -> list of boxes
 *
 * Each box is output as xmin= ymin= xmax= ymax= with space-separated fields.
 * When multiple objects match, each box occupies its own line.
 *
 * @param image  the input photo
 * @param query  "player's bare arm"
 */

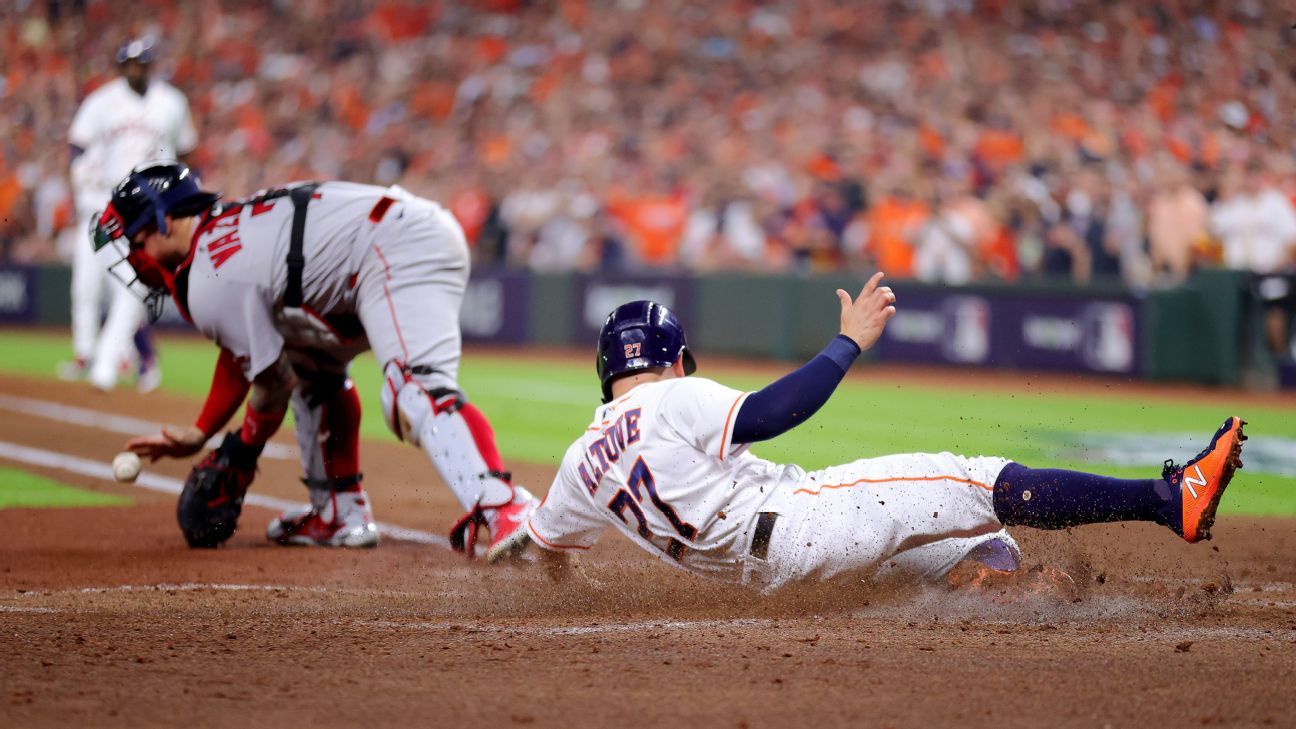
xmin=248 ymin=352 xmax=297 ymax=413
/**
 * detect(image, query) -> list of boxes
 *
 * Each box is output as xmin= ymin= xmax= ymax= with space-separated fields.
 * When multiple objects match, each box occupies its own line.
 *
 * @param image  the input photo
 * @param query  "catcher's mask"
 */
xmin=595 ymin=300 xmax=697 ymax=403
xmin=92 ymin=161 xmax=219 ymax=321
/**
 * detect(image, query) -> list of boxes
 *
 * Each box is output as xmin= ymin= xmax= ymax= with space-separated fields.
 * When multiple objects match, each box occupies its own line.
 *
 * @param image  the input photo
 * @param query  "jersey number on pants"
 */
xmin=607 ymin=457 xmax=697 ymax=549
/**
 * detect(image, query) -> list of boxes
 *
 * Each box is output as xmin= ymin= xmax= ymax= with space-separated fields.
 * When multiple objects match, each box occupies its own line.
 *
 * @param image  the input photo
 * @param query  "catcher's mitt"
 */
xmin=176 ymin=432 xmax=263 ymax=548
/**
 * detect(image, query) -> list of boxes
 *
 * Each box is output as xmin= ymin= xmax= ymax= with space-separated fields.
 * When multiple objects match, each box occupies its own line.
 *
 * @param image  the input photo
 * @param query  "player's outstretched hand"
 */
xmin=837 ymin=271 xmax=897 ymax=352
xmin=126 ymin=425 xmax=208 ymax=462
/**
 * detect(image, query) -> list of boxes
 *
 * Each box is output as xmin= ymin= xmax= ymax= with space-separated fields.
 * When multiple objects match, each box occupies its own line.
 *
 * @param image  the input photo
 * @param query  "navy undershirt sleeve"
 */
xmin=730 ymin=335 xmax=862 ymax=444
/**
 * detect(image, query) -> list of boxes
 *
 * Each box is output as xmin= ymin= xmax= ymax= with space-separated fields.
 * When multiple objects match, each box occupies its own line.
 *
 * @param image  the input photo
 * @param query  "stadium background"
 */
xmin=2 ymin=0 xmax=1294 ymax=384
xmin=2 ymin=1 xmax=1296 ymax=727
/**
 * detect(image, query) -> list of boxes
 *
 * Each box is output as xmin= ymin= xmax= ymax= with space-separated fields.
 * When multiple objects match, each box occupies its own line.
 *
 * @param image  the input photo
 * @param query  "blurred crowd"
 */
xmin=3 ymin=0 xmax=1296 ymax=291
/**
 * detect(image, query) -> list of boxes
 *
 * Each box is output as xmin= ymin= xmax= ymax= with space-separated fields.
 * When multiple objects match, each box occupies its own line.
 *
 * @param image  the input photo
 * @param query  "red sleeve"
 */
xmin=194 ymin=348 xmax=252 ymax=437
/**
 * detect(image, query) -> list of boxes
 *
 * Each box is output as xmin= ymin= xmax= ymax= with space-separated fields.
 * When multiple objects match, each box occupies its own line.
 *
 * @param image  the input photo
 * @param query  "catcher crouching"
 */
xmin=97 ymin=161 xmax=535 ymax=558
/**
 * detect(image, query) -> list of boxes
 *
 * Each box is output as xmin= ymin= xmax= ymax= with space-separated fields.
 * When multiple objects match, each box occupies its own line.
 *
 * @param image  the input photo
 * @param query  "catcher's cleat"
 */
xmin=450 ymin=487 xmax=538 ymax=562
xmin=1162 ymin=416 xmax=1247 ymax=543
xmin=486 ymin=497 xmax=536 ymax=563
xmin=136 ymin=357 xmax=162 ymax=394
xmin=56 ymin=358 xmax=88 ymax=382
xmin=267 ymin=488 xmax=379 ymax=548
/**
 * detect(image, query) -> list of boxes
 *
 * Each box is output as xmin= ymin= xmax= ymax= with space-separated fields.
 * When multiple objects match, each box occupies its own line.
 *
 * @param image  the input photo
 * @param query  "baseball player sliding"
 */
xmin=65 ymin=38 xmax=192 ymax=392
xmin=94 ymin=161 xmax=535 ymax=555
xmin=499 ymin=277 xmax=1247 ymax=591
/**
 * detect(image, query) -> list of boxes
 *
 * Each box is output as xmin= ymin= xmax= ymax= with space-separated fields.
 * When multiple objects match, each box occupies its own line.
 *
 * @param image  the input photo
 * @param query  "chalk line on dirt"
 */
xmin=73 ymin=583 xmax=328 ymax=595
xmin=1116 ymin=625 xmax=1296 ymax=643
xmin=368 ymin=618 xmax=773 ymax=636
xmin=5 ymin=583 xmax=407 ymax=601
xmin=0 ymin=439 xmax=447 ymax=547
xmin=0 ymin=393 xmax=295 ymax=460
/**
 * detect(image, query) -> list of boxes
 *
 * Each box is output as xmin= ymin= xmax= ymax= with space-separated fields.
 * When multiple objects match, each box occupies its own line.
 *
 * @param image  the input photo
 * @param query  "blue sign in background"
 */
xmin=875 ymin=287 xmax=1141 ymax=375
xmin=460 ymin=268 xmax=531 ymax=344
xmin=571 ymin=275 xmax=696 ymax=344
xmin=0 ymin=266 xmax=38 ymax=324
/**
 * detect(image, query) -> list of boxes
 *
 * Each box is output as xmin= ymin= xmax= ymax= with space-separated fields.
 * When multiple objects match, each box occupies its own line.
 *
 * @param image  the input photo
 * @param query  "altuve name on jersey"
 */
xmin=577 ymin=408 xmax=642 ymax=495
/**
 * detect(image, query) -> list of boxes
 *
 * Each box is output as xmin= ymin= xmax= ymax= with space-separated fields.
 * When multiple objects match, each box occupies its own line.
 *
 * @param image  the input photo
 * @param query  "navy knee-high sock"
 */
xmin=134 ymin=327 xmax=155 ymax=367
xmin=993 ymin=462 xmax=1178 ymax=531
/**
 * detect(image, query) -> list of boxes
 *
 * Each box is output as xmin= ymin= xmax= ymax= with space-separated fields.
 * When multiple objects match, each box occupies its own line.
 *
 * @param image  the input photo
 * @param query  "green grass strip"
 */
xmin=0 ymin=466 xmax=132 ymax=509
xmin=1 ymin=329 xmax=1291 ymax=515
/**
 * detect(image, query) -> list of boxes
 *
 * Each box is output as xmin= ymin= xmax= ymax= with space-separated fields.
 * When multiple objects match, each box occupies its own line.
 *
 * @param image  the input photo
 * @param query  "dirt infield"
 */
xmin=1 ymin=372 xmax=1294 ymax=728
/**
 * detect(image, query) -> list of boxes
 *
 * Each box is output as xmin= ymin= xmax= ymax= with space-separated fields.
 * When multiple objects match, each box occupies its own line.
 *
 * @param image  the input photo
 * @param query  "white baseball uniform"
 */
xmin=181 ymin=181 xmax=476 ymax=498
xmin=68 ymin=76 xmax=197 ymax=387
xmin=527 ymin=376 xmax=1016 ymax=591
xmin=183 ymin=182 xmax=466 ymax=390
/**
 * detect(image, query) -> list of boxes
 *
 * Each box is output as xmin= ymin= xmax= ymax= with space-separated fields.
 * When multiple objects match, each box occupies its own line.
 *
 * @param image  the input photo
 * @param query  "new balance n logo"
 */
xmin=1183 ymin=465 xmax=1207 ymax=500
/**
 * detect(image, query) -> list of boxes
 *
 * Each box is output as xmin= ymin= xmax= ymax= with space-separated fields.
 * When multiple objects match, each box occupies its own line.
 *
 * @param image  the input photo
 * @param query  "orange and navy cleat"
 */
xmin=1162 ymin=416 xmax=1247 ymax=543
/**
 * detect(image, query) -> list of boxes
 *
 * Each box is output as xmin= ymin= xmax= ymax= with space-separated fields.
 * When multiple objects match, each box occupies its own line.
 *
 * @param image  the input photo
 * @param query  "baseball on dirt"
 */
xmin=112 ymin=452 xmax=141 ymax=483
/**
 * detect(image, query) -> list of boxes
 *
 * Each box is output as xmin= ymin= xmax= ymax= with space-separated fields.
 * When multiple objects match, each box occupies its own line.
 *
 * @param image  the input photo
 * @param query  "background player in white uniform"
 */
xmin=503 ymin=277 xmax=1248 ymax=592
xmin=92 ymin=162 xmax=535 ymax=554
xmin=65 ymin=37 xmax=196 ymax=391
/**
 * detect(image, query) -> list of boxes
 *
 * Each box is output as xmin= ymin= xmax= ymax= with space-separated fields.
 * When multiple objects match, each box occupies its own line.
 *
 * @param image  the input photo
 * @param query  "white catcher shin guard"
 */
xmin=382 ymin=362 xmax=517 ymax=511
xmin=382 ymin=361 xmax=536 ymax=559
xmin=416 ymin=405 xmax=516 ymax=510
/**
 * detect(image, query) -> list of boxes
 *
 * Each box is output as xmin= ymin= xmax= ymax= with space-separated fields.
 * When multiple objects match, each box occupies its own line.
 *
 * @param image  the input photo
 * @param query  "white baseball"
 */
xmin=112 ymin=452 xmax=141 ymax=483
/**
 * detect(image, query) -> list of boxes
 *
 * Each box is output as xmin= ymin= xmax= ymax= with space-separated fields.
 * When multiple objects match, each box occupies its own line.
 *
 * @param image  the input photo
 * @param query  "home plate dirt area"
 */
xmin=0 ymin=372 xmax=1293 ymax=728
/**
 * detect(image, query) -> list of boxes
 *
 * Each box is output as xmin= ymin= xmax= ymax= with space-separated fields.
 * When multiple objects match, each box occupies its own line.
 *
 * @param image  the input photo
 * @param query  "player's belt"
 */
xmin=748 ymin=512 xmax=778 ymax=560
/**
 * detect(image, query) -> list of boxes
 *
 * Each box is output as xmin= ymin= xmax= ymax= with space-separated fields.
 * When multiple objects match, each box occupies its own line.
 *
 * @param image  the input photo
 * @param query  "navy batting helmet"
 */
xmin=596 ymin=301 xmax=697 ymax=403
xmin=116 ymin=37 xmax=156 ymax=65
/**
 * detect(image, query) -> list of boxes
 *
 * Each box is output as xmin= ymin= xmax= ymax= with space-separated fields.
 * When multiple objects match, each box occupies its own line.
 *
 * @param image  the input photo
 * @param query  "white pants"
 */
xmin=72 ymin=204 xmax=146 ymax=388
xmin=353 ymin=197 xmax=469 ymax=392
xmin=749 ymin=452 xmax=1013 ymax=591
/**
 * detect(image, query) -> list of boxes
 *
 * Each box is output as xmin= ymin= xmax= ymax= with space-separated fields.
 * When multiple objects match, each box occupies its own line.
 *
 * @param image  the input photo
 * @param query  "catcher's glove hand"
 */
xmin=176 ymin=432 xmax=263 ymax=548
